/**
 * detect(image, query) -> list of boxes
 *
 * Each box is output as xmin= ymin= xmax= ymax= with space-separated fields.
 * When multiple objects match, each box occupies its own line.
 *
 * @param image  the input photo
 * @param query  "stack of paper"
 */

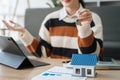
xmin=32 ymin=66 xmax=86 ymax=80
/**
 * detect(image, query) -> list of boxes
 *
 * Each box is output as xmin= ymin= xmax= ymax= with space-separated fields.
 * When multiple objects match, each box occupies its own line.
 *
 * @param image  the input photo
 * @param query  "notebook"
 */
xmin=0 ymin=36 xmax=50 ymax=69
xmin=96 ymin=57 xmax=120 ymax=70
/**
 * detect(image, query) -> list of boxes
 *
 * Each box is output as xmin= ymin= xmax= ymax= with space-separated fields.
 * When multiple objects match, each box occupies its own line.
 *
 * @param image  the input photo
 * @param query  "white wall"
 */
xmin=0 ymin=0 xmax=53 ymax=40
xmin=9 ymin=0 xmax=53 ymax=16
xmin=1 ymin=0 xmax=120 ymax=40
xmin=0 ymin=0 xmax=53 ymax=20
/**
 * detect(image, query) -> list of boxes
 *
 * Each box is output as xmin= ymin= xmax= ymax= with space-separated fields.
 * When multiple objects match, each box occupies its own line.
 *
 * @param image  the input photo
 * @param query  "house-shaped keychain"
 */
xmin=71 ymin=54 xmax=97 ymax=77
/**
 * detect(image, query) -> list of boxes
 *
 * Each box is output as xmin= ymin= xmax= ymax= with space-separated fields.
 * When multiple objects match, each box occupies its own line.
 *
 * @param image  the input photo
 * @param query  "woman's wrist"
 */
xmin=19 ymin=29 xmax=25 ymax=36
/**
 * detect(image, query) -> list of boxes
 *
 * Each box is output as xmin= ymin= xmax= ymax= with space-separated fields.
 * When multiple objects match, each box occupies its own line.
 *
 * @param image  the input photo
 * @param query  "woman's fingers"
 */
xmin=2 ymin=20 xmax=19 ymax=30
xmin=9 ymin=20 xmax=20 ymax=27
xmin=77 ymin=9 xmax=93 ymax=26
xmin=2 ymin=20 xmax=25 ymax=34
xmin=9 ymin=20 xmax=15 ymax=23
xmin=2 ymin=20 xmax=13 ymax=29
xmin=77 ymin=9 xmax=92 ymax=20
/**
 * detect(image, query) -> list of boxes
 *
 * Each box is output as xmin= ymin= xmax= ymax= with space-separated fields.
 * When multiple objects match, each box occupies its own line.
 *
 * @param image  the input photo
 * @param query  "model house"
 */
xmin=71 ymin=54 xmax=97 ymax=77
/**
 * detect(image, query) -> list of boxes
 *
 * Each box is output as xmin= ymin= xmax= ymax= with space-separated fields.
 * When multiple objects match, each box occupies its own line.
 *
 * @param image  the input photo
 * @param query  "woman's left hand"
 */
xmin=77 ymin=9 xmax=92 ymax=26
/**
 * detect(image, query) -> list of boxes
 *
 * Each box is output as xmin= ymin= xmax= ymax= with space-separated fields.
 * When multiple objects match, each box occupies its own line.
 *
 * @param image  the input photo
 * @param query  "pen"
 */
xmin=62 ymin=60 xmax=70 ymax=63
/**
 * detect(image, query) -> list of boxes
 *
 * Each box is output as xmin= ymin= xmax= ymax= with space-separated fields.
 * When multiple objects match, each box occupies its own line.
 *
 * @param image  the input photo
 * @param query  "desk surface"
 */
xmin=0 ymin=56 xmax=120 ymax=80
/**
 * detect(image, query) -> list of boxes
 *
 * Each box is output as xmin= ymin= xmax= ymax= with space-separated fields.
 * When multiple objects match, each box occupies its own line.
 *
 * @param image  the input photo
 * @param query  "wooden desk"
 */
xmin=0 ymin=57 xmax=120 ymax=80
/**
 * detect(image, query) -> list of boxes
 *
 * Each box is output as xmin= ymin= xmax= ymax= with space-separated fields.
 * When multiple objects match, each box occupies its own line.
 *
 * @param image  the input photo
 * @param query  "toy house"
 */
xmin=71 ymin=54 xmax=97 ymax=77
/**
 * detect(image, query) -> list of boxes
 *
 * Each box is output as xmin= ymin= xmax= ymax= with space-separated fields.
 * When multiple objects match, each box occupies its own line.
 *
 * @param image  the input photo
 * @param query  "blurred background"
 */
xmin=0 ymin=0 xmax=120 ymax=41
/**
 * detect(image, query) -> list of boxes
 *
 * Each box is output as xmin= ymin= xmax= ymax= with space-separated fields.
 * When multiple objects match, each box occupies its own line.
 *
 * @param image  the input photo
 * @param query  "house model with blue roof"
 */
xmin=71 ymin=54 xmax=97 ymax=77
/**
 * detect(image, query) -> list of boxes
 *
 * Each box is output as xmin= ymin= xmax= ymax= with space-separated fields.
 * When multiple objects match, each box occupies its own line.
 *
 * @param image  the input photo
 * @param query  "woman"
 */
xmin=2 ymin=0 xmax=103 ymax=59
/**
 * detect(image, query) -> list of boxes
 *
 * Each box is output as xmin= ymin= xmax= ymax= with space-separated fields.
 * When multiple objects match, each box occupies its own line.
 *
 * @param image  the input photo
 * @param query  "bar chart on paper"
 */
xmin=32 ymin=66 xmax=86 ymax=80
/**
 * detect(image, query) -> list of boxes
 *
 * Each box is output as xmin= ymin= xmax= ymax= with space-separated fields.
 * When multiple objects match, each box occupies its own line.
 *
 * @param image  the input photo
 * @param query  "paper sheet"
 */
xmin=32 ymin=66 xmax=86 ymax=80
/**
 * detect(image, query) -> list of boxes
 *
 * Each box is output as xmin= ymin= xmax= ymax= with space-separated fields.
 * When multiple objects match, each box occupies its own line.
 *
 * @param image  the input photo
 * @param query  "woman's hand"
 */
xmin=77 ymin=9 xmax=92 ymax=26
xmin=2 ymin=20 xmax=25 ymax=34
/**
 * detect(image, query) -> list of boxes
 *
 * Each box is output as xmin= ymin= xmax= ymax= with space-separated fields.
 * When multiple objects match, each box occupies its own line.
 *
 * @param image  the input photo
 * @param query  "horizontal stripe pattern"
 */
xmin=35 ymin=41 xmax=42 ymax=57
xmin=95 ymin=38 xmax=103 ymax=59
xmin=95 ymin=38 xmax=103 ymax=48
xmin=26 ymin=38 xmax=41 ymax=57
xmin=40 ymin=38 xmax=52 ymax=50
xmin=39 ymin=25 xmax=50 ymax=44
xmin=45 ymin=18 xmax=76 ymax=30
xmin=78 ymin=32 xmax=94 ymax=47
xmin=50 ymin=53 xmax=71 ymax=59
xmin=50 ymin=26 xmax=78 ymax=37
xmin=79 ymin=38 xmax=97 ymax=53
xmin=20 ymin=8 xmax=103 ymax=59
xmin=42 ymin=18 xmax=102 ymax=57
xmin=79 ymin=38 xmax=103 ymax=54
xmin=45 ymin=18 xmax=95 ymax=31
xmin=51 ymin=36 xmax=78 ymax=49
xmin=52 ymin=47 xmax=78 ymax=58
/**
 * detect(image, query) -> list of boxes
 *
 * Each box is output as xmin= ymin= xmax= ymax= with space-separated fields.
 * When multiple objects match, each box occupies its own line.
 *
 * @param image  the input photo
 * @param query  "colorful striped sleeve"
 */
xmin=76 ymin=12 xmax=103 ymax=57
xmin=19 ymin=30 xmax=42 ymax=57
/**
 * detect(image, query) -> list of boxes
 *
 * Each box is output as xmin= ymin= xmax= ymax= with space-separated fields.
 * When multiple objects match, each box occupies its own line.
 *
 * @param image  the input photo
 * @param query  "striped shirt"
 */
xmin=20 ymin=5 xmax=103 ymax=59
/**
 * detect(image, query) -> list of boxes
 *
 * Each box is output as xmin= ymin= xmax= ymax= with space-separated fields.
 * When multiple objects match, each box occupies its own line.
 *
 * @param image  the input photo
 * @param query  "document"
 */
xmin=32 ymin=66 xmax=86 ymax=80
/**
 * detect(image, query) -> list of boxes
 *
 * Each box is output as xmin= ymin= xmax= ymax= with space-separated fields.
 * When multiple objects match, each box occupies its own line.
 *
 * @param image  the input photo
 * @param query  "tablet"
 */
xmin=0 ymin=36 xmax=49 ymax=69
